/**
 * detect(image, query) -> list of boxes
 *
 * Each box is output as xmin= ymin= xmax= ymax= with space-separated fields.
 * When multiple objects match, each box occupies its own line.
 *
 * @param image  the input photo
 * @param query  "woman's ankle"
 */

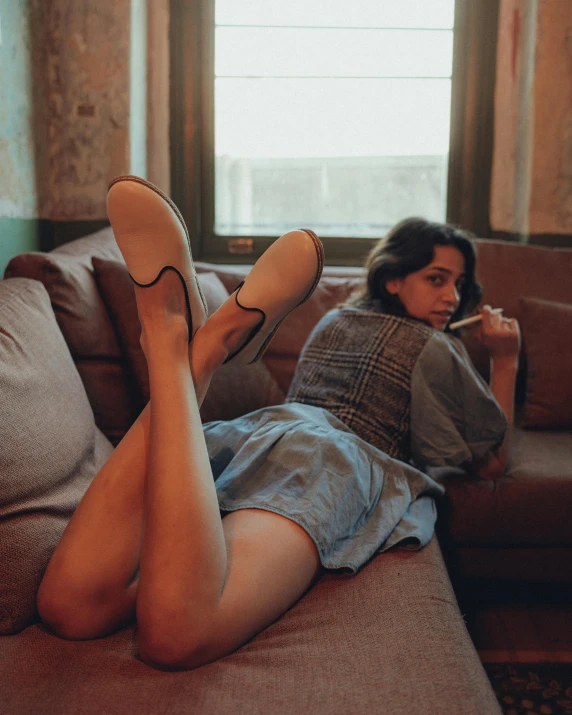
xmin=200 ymin=297 xmax=262 ymax=356
xmin=189 ymin=324 xmax=228 ymax=381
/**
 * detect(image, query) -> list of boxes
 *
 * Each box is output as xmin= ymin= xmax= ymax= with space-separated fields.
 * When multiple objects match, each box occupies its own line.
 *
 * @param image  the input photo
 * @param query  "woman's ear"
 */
xmin=385 ymin=278 xmax=403 ymax=296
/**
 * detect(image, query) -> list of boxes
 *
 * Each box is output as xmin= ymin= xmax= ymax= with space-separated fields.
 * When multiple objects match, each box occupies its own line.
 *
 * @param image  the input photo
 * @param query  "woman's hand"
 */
xmin=474 ymin=305 xmax=520 ymax=480
xmin=476 ymin=305 xmax=521 ymax=361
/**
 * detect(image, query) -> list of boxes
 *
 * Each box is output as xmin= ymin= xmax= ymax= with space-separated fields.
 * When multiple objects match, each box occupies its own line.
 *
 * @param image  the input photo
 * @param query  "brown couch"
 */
xmin=1 ymin=227 xmax=570 ymax=713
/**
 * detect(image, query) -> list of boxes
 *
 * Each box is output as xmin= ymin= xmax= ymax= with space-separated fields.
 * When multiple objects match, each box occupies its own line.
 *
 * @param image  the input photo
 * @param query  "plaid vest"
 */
xmin=286 ymin=307 xmax=434 ymax=461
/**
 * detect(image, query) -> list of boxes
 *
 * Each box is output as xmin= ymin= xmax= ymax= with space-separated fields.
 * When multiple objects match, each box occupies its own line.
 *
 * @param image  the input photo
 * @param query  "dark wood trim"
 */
xmin=38 ymin=219 xmax=110 ymax=251
xmin=169 ymin=0 xmax=204 ymax=258
xmin=447 ymin=0 xmax=500 ymax=237
xmin=200 ymin=0 xmax=216 ymax=254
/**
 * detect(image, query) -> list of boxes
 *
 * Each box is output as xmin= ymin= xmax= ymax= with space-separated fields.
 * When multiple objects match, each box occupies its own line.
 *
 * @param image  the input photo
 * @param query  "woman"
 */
xmin=37 ymin=178 xmax=520 ymax=672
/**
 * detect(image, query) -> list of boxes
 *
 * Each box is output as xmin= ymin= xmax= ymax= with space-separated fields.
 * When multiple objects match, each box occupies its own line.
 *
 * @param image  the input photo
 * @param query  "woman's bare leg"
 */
xmin=36 ymin=398 xmax=149 ymax=638
xmin=37 ymin=272 xmax=321 ymax=650
xmin=37 ymin=284 xmax=264 ymax=639
xmin=131 ymin=270 xmax=322 ymax=670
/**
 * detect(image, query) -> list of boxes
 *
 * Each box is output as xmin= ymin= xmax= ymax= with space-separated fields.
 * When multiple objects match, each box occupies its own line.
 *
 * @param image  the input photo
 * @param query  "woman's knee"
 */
xmin=37 ymin=586 xmax=93 ymax=640
xmin=37 ymin=574 xmax=134 ymax=641
xmin=136 ymin=603 xmax=224 ymax=671
xmin=137 ymin=623 xmax=216 ymax=671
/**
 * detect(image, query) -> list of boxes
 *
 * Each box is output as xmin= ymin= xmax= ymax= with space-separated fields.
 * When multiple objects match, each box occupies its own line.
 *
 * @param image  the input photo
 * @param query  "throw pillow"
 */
xmin=92 ymin=258 xmax=285 ymax=424
xmin=4 ymin=229 xmax=139 ymax=445
xmin=518 ymin=296 xmax=572 ymax=429
xmin=0 ymin=279 xmax=113 ymax=634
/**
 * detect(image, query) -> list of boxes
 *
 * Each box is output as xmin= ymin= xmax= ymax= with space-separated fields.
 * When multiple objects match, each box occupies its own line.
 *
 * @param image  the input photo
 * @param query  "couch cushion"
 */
xmin=0 ymin=278 xmax=113 ymax=635
xmin=3 ymin=227 xmax=137 ymax=445
xmin=0 ymin=537 xmax=500 ymax=714
xmin=438 ymin=427 xmax=572 ymax=547
xmin=461 ymin=240 xmax=572 ymax=386
xmin=93 ymin=258 xmax=285 ymax=423
xmin=518 ymin=297 xmax=572 ymax=429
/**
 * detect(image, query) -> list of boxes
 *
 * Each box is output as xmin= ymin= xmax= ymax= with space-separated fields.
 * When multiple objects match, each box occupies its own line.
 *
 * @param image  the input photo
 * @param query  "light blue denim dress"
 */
xmin=203 ymin=309 xmax=507 ymax=574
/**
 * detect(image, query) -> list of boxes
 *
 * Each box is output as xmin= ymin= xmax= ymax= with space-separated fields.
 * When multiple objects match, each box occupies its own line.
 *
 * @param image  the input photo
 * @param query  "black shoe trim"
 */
xmin=129 ymin=265 xmax=194 ymax=343
xmin=222 ymin=281 xmax=266 ymax=364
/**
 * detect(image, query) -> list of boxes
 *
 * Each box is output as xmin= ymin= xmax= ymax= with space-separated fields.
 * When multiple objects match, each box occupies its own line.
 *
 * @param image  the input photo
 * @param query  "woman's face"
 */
xmin=385 ymin=245 xmax=466 ymax=330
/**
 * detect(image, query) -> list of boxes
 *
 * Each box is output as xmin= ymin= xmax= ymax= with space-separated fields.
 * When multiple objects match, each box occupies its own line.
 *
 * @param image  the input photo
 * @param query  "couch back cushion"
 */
xmin=4 ymin=228 xmax=136 ymax=445
xmin=517 ymin=297 xmax=572 ymax=429
xmin=0 ymin=278 xmax=113 ymax=634
xmin=462 ymin=240 xmax=572 ymax=383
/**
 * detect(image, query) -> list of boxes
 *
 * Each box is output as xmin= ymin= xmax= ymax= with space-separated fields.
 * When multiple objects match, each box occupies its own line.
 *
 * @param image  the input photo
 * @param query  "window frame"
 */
xmin=170 ymin=0 xmax=499 ymax=266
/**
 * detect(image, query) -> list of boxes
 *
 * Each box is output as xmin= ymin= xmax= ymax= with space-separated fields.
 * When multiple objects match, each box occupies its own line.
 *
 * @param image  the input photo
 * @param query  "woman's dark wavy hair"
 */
xmin=345 ymin=217 xmax=482 ymax=331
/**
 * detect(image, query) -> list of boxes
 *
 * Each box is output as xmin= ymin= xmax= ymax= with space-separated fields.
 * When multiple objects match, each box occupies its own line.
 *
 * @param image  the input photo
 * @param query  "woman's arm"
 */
xmin=474 ymin=305 xmax=521 ymax=480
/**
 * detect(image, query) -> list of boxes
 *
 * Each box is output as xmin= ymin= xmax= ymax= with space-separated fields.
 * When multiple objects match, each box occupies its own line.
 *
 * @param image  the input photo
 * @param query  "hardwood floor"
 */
xmin=452 ymin=579 xmax=572 ymax=664
xmin=472 ymin=603 xmax=572 ymax=663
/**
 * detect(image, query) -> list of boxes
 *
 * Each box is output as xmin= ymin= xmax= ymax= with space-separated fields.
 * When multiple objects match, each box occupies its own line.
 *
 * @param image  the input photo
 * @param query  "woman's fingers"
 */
xmin=478 ymin=306 xmax=521 ymax=357
xmin=480 ymin=305 xmax=501 ymax=334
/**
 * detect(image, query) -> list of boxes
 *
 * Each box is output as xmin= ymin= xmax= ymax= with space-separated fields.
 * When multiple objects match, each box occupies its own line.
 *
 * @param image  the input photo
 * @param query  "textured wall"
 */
xmin=35 ymin=0 xmax=131 ymax=220
xmin=0 ymin=1 xmax=165 ymax=223
xmin=491 ymin=0 xmax=572 ymax=236
xmin=0 ymin=0 xmax=38 ymax=218
xmin=530 ymin=0 xmax=572 ymax=233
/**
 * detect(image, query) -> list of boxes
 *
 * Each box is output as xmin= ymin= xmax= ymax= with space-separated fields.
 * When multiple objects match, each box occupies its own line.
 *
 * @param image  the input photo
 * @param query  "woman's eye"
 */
xmin=428 ymin=275 xmax=443 ymax=286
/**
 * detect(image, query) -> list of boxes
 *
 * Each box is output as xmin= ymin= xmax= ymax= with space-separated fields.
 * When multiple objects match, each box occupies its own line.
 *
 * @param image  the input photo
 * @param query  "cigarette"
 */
xmin=449 ymin=308 xmax=504 ymax=330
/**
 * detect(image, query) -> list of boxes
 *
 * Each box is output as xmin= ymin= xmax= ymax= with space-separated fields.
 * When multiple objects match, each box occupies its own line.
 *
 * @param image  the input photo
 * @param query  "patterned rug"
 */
xmin=483 ymin=663 xmax=572 ymax=714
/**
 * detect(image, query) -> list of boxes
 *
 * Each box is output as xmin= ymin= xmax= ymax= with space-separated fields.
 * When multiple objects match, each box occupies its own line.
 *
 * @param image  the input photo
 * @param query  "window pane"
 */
xmin=214 ymin=3 xmax=454 ymax=238
xmin=215 ymin=79 xmax=450 ymax=236
xmin=216 ymin=28 xmax=453 ymax=78
xmin=216 ymin=0 xmax=454 ymax=30
xmin=216 ymin=79 xmax=451 ymax=158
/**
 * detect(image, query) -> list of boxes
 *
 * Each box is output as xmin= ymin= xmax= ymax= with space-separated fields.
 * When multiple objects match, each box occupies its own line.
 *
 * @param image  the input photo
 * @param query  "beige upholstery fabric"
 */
xmin=0 ymin=537 xmax=501 ymax=715
xmin=3 ymin=228 xmax=136 ymax=445
xmin=0 ymin=279 xmax=113 ymax=634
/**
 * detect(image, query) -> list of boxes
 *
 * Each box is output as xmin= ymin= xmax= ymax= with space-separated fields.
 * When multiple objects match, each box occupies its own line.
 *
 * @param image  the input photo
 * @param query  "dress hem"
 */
xmin=218 ymin=500 xmax=360 ymax=573
xmin=218 ymin=499 xmax=424 ymax=573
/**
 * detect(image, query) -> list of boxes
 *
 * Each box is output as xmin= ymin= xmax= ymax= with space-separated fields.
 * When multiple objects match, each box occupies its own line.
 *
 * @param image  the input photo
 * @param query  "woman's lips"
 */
xmin=432 ymin=312 xmax=453 ymax=325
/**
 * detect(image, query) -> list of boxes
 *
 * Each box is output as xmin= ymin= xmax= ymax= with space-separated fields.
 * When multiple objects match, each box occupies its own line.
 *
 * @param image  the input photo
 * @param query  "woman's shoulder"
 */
xmin=418 ymin=331 xmax=474 ymax=370
xmin=414 ymin=330 xmax=489 ymax=397
xmin=326 ymin=304 xmax=435 ymax=328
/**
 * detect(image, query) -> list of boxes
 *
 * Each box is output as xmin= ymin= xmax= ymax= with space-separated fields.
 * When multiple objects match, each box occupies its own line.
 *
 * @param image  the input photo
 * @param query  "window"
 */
xmin=215 ymin=0 xmax=454 ymax=240
xmin=170 ymin=1 xmax=499 ymax=264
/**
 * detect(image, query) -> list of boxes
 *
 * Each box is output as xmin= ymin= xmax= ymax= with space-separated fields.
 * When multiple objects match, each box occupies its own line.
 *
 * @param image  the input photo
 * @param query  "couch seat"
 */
xmin=0 ymin=537 xmax=500 ymax=715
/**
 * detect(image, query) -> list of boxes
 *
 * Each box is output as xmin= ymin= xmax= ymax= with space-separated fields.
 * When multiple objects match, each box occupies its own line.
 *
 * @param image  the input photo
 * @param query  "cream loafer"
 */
xmin=224 ymin=229 xmax=324 ymax=365
xmin=107 ymin=176 xmax=208 ymax=341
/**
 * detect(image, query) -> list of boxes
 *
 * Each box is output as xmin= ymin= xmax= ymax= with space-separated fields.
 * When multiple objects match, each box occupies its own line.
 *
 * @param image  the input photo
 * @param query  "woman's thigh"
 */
xmin=201 ymin=508 xmax=323 ymax=664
